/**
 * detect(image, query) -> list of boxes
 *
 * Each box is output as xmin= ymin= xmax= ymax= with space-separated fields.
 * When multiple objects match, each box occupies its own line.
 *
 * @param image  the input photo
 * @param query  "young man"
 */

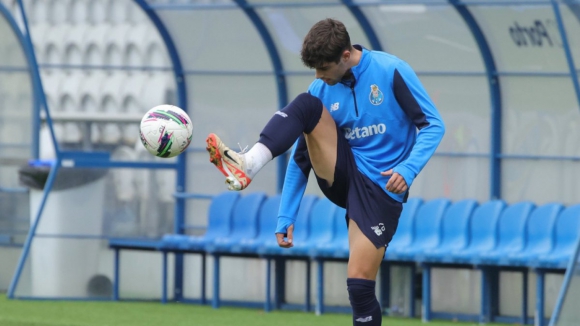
xmin=206 ymin=18 xmax=444 ymax=325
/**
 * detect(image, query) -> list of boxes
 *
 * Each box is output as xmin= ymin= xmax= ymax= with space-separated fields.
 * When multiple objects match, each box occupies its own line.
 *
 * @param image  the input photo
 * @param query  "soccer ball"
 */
xmin=140 ymin=105 xmax=193 ymax=158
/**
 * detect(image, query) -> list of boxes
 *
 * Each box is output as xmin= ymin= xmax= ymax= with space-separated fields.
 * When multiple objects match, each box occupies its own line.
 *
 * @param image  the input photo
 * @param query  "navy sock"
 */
xmin=258 ymin=92 xmax=323 ymax=157
xmin=347 ymin=278 xmax=382 ymax=326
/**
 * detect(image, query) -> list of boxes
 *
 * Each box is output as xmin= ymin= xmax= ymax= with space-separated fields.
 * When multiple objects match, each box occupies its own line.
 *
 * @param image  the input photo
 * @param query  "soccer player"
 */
xmin=206 ymin=18 xmax=444 ymax=325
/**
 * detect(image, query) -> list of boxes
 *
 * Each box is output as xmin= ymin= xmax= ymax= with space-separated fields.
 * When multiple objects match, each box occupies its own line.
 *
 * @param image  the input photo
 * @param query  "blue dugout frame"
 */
xmin=139 ymin=1 xmax=580 ymax=323
xmin=7 ymin=0 xmax=190 ymax=299
xmin=0 ymin=2 xmax=41 ymax=160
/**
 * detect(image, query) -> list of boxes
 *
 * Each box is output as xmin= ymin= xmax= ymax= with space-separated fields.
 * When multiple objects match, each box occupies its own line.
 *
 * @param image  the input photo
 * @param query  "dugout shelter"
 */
xmin=0 ymin=1 xmax=580 ymax=325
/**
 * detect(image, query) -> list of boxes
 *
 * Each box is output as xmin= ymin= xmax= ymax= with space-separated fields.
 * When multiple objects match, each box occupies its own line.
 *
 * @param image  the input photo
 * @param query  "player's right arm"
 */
xmin=276 ymin=135 xmax=311 ymax=248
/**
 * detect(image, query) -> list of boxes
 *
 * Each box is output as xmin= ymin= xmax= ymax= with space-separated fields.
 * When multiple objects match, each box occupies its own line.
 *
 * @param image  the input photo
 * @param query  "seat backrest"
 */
xmin=291 ymin=195 xmax=318 ymax=242
xmin=229 ymin=192 xmax=267 ymax=239
xmin=524 ymin=202 xmax=563 ymax=252
xmin=409 ymin=198 xmax=450 ymax=248
xmin=256 ymin=194 xmax=282 ymax=241
xmin=389 ymin=197 xmax=422 ymax=248
xmin=552 ymin=204 xmax=580 ymax=254
xmin=307 ymin=197 xmax=339 ymax=244
xmin=494 ymin=201 xmax=535 ymax=251
xmin=467 ymin=200 xmax=506 ymax=250
xmin=438 ymin=199 xmax=478 ymax=249
xmin=332 ymin=206 xmax=348 ymax=246
xmin=205 ymin=191 xmax=241 ymax=238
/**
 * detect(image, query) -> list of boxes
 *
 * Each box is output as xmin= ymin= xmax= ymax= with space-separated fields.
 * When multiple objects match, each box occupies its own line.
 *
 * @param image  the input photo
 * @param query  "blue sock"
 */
xmin=347 ymin=278 xmax=382 ymax=326
xmin=258 ymin=92 xmax=323 ymax=157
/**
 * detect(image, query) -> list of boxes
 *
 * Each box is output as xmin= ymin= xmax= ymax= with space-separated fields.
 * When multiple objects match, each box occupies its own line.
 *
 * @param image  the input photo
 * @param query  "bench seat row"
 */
xmin=109 ymin=191 xmax=580 ymax=325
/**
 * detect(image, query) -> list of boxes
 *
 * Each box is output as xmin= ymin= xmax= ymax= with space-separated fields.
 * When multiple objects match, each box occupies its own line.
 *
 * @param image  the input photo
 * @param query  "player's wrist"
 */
xmin=275 ymin=216 xmax=294 ymax=234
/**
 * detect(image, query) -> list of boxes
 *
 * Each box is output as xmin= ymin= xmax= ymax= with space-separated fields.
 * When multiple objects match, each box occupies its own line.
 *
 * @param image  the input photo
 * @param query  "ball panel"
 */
xmin=139 ymin=105 xmax=192 ymax=158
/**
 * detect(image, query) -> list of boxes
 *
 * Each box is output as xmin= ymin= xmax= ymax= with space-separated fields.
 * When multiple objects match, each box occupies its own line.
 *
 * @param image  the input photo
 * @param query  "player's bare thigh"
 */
xmin=304 ymin=106 xmax=337 ymax=186
xmin=347 ymin=219 xmax=385 ymax=280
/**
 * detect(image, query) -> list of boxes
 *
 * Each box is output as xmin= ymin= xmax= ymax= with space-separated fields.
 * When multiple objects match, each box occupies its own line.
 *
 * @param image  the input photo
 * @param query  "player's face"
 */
xmin=314 ymin=53 xmax=350 ymax=86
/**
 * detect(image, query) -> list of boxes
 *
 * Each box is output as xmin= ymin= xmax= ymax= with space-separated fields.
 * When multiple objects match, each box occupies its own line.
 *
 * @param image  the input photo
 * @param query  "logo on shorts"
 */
xmin=369 ymin=84 xmax=384 ymax=105
xmin=371 ymin=223 xmax=386 ymax=236
xmin=355 ymin=316 xmax=373 ymax=323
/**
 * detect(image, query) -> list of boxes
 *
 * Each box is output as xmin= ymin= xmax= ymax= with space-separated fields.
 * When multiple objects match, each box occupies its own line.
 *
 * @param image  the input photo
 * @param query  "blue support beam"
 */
xmin=342 ymin=0 xmax=383 ymax=51
xmin=449 ymin=0 xmax=502 ymax=200
xmin=234 ymin=0 xmax=289 ymax=194
xmin=552 ymin=1 xmax=580 ymax=113
xmin=549 ymin=236 xmax=580 ymax=325
xmin=0 ymin=3 xmax=41 ymax=159
xmin=5 ymin=4 xmax=59 ymax=295
xmin=8 ymin=161 xmax=60 ymax=297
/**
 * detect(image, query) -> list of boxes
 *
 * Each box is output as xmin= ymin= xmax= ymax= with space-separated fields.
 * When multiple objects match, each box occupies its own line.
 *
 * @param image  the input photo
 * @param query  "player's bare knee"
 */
xmin=347 ymin=265 xmax=378 ymax=280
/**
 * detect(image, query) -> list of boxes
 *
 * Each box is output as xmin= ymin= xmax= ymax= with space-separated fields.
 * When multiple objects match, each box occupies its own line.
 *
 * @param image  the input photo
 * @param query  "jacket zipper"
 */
xmin=350 ymin=84 xmax=359 ymax=117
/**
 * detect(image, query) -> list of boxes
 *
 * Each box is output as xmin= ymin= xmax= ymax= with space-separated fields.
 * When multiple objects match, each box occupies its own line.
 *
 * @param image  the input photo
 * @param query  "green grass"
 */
xmin=0 ymin=295 xmax=511 ymax=326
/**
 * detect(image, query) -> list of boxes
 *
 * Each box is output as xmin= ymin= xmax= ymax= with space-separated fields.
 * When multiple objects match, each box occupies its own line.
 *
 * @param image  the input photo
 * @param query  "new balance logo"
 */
xmin=344 ymin=123 xmax=386 ymax=140
xmin=355 ymin=316 xmax=373 ymax=323
xmin=275 ymin=111 xmax=288 ymax=118
xmin=330 ymin=102 xmax=340 ymax=112
xmin=371 ymin=223 xmax=386 ymax=236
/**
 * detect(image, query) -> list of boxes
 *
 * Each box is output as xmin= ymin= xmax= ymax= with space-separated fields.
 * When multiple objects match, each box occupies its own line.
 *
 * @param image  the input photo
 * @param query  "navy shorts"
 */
xmin=314 ymin=126 xmax=403 ymax=249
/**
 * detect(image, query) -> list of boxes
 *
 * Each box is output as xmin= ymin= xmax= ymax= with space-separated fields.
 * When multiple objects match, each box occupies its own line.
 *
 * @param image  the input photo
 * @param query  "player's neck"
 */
xmin=347 ymin=47 xmax=362 ymax=69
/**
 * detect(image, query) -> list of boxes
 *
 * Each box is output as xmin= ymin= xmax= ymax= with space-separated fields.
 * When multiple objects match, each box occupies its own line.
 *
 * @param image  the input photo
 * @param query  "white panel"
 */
xmin=103 ymin=23 xmax=131 ymax=65
xmin=68 ymin=0 xmax=88 ymax=25
xmin=107 ymin=0 xmax=130 ymax=25
xmin=257 ymin=7 xmax=369 ymax=72
xmin=501 ymin=77 xmax=579 ymax=156
xmin=420 ymin=76 xmax=491 ymax=154
xmin=471 ymin=6 xmax=568 ymax=72
xmin=48 ymin=0 xmax=71 ymax=25
xmin=157 ymin=10 xmax=273 ymax=71
xmin=502 ymin=159 xmax=580 ymax=205
xmin=361 ymin=4 xmax=485 ymax=72
xmin=62 ymin=23 xmax=90 ymax=66
xmin=87 ymin=0 xmax=107 ymax=25
xmin=29 ymin=0 xmax=49 ymax=25
xmin=561 ymin=5 xmax=580 ymax=75
xmin=413 ymin=156 xmax=489 ymax=202
xmin=83 ymin=24 xmax=109 ymax=64
xmin=185 ymin=74 xmax=279 ymax=199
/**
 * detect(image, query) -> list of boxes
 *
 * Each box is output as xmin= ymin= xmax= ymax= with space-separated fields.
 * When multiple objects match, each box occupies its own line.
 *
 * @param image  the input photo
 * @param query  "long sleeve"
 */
xmin=275 ymin=136 xmax=311 ymax=234
xmin=392 ymin=61 xmax=445 ymax=188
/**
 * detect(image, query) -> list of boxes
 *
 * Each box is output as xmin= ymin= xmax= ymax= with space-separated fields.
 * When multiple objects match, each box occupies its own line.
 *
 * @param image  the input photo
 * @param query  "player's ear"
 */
xmin=341 ymin=50 xmax=350 ymax=62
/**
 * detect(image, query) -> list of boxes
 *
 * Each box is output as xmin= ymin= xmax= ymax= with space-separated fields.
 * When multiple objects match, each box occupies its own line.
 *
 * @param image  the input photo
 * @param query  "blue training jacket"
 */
xmin=276 ymin=45 xmax=445 ymax=234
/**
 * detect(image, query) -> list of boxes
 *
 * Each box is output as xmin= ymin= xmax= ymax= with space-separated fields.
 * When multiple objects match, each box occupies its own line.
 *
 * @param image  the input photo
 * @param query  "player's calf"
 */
xmin=347 ymin=278 xmax=382 ymax=325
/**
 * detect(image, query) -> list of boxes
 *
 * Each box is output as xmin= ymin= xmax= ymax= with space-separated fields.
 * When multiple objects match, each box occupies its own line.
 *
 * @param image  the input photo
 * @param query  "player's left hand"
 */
xmin=276 ymin=224 xmax=294 ymax=248
xmin=381 ymin=169 xmax=408 ymax=194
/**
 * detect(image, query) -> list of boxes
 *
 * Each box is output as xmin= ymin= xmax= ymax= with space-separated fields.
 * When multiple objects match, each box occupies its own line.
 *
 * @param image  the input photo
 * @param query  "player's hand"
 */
xmin=276 ymin=224 xmax=294 ymax=248
xmin=381 ymin=169 xmax=408 ymax=194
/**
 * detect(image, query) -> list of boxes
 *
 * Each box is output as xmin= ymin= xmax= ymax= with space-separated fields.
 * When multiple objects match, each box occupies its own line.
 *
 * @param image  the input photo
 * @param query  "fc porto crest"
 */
xmin=369 ymin=84 xmax=384 ymax=105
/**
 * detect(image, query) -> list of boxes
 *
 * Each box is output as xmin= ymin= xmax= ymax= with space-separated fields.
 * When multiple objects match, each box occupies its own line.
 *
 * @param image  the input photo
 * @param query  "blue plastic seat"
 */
xmin=533 ymin=204 xmax=580 ymax=269
xmin=160 ymin=191 xmax=240 ymax=251
xmin=310 ymin=206 xmax=348 ymax=259
xmin=282 ymin=197 xmax=339 ymax=257
xmin=231 ymin=194 xmax=281 ymax=255
xmin=473 ymin=201 xmax=535 ymax=265
xmin=205 ymin=192 xmax=267 ymax=253
xmin=385 ymin=198 xmax=450 ymax=262
xmin=418 ymin=199 xmax=478 ymax=262
xmin=499 ymin=203 xmax=563 ymax=266
xmin=257 ymin=195 xmax=318 ymax=256
xmin=386 ymin=197 xmax=423 ymax=252
xmin=440 ymin=200 xmax=506 ymax=264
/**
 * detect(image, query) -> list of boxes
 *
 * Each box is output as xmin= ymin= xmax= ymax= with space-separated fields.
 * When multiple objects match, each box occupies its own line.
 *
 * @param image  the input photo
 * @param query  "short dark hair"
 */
xmin=301 ymin=18 xmax=352 ymax=69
